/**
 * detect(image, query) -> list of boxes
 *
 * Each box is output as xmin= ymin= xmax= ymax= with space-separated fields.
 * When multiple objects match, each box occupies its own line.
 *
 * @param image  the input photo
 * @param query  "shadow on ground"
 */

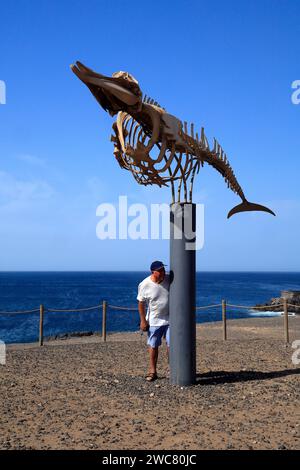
xmin=196 ymin=368 xmax=300 ymax=385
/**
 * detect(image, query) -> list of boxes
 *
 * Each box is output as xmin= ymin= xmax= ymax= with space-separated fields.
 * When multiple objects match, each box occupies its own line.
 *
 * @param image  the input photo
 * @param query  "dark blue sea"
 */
xmin=0 ymin=271 xmax=299 ymax=344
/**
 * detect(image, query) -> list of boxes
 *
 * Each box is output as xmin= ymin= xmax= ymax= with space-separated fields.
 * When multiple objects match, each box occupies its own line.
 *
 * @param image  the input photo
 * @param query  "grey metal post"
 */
xmin=169 ymin=203 xmax=196 ymax=386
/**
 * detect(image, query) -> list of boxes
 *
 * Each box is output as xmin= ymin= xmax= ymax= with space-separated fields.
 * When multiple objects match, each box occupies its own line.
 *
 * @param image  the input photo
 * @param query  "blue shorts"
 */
xmin=147 ymin=325 xmax=170 ymax=348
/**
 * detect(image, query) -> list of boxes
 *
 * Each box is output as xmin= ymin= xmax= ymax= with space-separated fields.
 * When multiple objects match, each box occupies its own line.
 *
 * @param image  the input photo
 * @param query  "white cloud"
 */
xmin=17 ymin=154 xmax=47 ymax=168
xmin=0 ymin=171 xmax=55 ymax=210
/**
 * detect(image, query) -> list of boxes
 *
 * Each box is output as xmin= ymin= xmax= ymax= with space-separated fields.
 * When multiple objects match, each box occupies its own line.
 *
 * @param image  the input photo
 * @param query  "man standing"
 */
xmin=137 ymin=260 xmax=170 ymax=382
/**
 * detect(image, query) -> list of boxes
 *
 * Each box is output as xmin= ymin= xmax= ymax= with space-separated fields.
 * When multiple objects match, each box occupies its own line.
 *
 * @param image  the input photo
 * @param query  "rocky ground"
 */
xmin=0 ymin=317 xmax=300 ymax=450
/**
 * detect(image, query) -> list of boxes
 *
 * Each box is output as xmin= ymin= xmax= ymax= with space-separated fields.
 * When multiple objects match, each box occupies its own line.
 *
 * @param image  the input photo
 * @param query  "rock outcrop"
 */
xmin=255 ymin=290 xmax=300 ymax=314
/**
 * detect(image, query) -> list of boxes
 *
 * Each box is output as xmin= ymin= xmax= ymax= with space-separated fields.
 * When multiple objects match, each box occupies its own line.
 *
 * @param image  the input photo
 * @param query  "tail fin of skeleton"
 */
xmin=227 ymin=200 xmax=276 ymax=219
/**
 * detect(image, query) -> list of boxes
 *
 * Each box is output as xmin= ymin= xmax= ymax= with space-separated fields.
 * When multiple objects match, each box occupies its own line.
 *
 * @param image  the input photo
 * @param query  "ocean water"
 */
xmin=0 ymin=271 xmax=299 ymax=344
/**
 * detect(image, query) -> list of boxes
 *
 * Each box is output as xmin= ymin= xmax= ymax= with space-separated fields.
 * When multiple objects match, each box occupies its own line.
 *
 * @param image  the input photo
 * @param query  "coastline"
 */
xmin=2 ymin=311 xmax=295 ymax=347
xmin=1 ymin=271 xmax=300 ymax=345
xmin=5 ymin=315 xmax=300 ymax=349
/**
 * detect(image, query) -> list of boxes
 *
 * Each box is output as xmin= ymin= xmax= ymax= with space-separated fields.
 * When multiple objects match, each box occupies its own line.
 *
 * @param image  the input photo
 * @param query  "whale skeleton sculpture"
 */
xmin=71 ymin=61 xmax=275 ymax=219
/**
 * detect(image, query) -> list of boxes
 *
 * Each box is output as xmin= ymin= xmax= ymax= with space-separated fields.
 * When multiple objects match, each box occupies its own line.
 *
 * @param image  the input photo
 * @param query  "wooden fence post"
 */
xmin=283 ymin=298 xmax=289 ymax=344
xmin=102 ymin=300 xmax=107 ymax=342
xmin=39 ymin=304 xmax=44 ymax=347
xmin=222 ymin=299 xmax=227 ymax=341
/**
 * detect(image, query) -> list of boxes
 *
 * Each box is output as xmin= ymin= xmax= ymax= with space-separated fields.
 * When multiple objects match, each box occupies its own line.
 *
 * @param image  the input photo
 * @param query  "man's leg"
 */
xmin=147 ymin=326 xmax=165 ymax=378
xmin=148 ymin=347 xmax=159 ymax=374
xmin=166 ymin=325 xmax=170 ymax=375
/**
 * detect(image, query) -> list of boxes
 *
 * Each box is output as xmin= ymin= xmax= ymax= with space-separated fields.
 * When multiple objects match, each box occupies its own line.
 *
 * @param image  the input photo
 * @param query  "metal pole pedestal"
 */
xmin=169 ymin=203 xmax=196 ymax=386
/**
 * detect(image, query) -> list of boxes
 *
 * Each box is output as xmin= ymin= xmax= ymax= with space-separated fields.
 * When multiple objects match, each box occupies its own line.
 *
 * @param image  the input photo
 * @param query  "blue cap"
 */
xmin=150 ymin=260 xmax=167 ymax=271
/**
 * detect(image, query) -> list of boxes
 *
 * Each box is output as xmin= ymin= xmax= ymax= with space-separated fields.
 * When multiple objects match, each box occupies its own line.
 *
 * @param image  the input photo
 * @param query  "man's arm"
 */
xmin=138 ymin=301 xmax=149 ymax=331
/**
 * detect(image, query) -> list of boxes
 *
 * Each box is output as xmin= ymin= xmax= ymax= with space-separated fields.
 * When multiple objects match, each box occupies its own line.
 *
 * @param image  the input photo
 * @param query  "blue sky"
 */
xmin=0 ymin=0 xmax=299 ymax=271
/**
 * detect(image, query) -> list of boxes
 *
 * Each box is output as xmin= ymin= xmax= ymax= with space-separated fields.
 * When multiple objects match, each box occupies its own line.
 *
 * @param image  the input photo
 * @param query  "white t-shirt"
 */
xmin=137 ymin=274 xmax=170 ymax=326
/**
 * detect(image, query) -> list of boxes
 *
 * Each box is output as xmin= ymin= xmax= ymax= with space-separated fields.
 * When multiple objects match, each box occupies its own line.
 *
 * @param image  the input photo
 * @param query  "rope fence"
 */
xmin=0 ymin=308 xmax=40 ymax=315
xmin=227 ymin=303 xmax=275 ymax=309
xmin=46 ymin=305 xmax=101 ymax=313
xmin=0 ymin=299 xmax=298 ymax=346
xmin=195 ymin=304 xmax=222 ymax=310
xmin=108 ymin=305 xmax=138 ymax=311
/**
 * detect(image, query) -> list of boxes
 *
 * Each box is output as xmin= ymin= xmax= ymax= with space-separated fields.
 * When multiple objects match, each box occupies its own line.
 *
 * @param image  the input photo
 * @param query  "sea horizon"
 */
xmin=1 ymin=270 xmax=300 ymax=273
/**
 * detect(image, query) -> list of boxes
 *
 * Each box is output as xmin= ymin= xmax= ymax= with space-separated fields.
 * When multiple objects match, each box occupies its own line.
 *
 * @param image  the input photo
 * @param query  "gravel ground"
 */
xmin=0 ymin=317 xmax=299 ymax=450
